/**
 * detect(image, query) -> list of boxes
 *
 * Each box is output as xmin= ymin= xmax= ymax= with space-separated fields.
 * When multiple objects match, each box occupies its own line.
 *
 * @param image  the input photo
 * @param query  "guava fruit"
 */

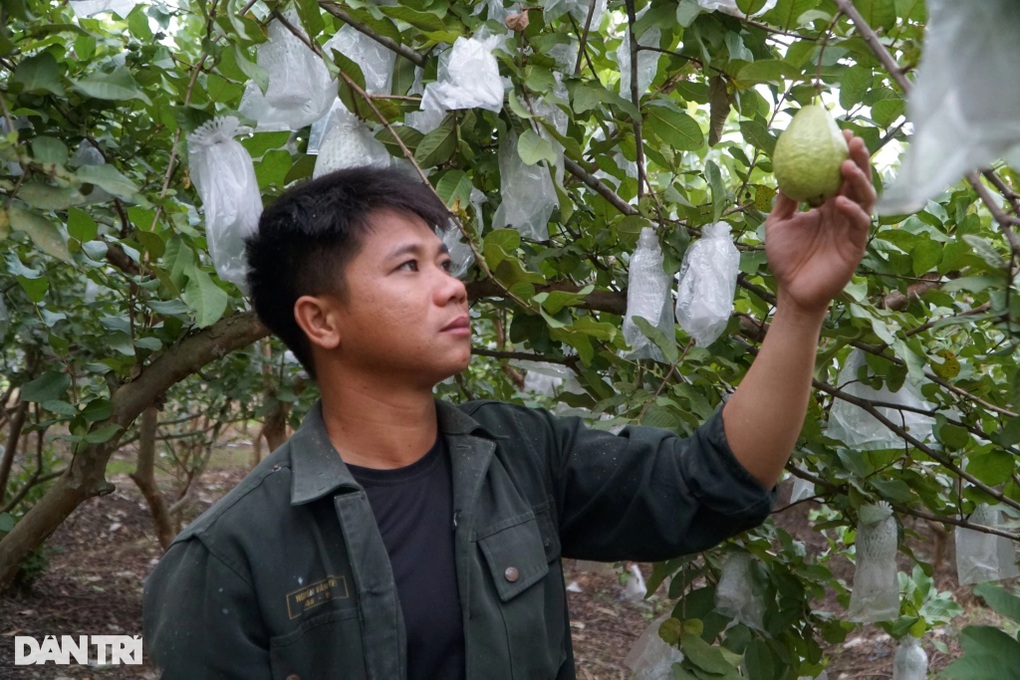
xmin=772 ymin=105 xmax=849 ymax=206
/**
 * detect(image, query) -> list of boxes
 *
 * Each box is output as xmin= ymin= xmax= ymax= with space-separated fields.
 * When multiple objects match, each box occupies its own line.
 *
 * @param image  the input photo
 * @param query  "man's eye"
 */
xmin=441 ymin=259 xmax=453 ymax=272
xmin=398 ymin=260 xmax=419 ymax=271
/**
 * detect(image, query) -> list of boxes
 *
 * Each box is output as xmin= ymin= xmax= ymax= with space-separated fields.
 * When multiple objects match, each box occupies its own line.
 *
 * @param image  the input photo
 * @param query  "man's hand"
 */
xmin=764 ymin=131 xmax=876 ymax=317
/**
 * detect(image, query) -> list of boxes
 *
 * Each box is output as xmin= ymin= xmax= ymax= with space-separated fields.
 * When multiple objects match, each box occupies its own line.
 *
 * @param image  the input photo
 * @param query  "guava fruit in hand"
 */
xmin=773 ymin=105 xmax=849 ymax=206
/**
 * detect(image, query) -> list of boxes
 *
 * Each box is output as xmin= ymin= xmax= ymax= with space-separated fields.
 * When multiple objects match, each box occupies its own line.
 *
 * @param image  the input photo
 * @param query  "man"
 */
xmin=144 ymin=133 xmax=875 ymax=679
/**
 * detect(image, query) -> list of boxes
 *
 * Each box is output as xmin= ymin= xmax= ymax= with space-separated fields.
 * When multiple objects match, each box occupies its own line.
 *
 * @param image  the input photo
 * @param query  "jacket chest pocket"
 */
xmin=477 ymin=506 xmax=565 ymax=679
xmin=269 ymin=608 xmax=366 ymax=680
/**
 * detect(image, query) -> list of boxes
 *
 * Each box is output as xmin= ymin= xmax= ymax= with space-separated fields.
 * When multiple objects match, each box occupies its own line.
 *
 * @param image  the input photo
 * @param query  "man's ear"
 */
xmin=293 ymin=295 xmax=342 ymax=351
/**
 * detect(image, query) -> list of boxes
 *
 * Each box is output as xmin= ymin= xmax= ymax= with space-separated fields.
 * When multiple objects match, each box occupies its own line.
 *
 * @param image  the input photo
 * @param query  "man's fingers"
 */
xmin=839 ymin=158 xmax=876 ymax=211
xmin=770 ymin=192 xmax=799 ymax=221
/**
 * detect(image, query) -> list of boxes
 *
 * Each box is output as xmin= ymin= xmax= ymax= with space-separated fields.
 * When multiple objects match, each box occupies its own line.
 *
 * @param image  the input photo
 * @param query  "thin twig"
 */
xmin=624 ymin=0 xmax=646 ymax=200
xmin=572 ymin=0 xmax=599 ymax=78
xmin=317 ymin=1 xmax=426 ymax=67
xmin=563 ymin=157 xmax=639 ymax=216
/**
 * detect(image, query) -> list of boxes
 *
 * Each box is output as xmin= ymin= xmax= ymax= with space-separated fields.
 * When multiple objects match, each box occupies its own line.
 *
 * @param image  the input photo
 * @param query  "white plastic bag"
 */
xmin=696 ymin=0 xmax=777 ymax=17
xmin=955 ymin=504 xmax=1020 ymax=585
xmin=421 ymin=36 xmax=505 ymax=114
xmin=674 ymin=222 xmax=740 ymax=347
xmin=618 ymin=8 xmax=661 ymax=98
xmin=313 ymin=105 xmax=391 ymax=178
xmin=492 ymin=132 xmax=556 ymax=241
xmin=187 ymin=116 xmax=263 ymax=291
xmin=406 ymin=68 xmax=447 ymax=134
xmin=544 ymin=0 xmax=606 ymax=26
xmin=624 ymin=616 xmax=685 ymax=680
xmin=892 ymin=636 xmax=928 ymax=680
xmin=789 ymin=473 xmax=816 ymax=504
xmin=877 ymin=0 xmax=1020 ymax=215
xmin=714 ymin=552 xmax=765 ymax=630
xmin=239 ymin=12 xmax=335 ymax=130
xmin=623 ymin=227 xmax=673 ymax=362
xmin=847 ymin=502 xmax=900 ymax=623
xmin=69 ymin=0 xmax=138 ymax=18
xmin=324 ymin=24 xmax=395 ymax=95
xmin=442 ymin=221 xmax=476 ymax=280
xmin=826 ymin=350 xmax=935 ymax=450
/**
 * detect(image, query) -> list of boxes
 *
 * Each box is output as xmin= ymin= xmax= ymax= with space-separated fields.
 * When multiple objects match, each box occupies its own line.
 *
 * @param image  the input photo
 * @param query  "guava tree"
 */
xmin=1 ymin=0 xmax=1018 ymax=675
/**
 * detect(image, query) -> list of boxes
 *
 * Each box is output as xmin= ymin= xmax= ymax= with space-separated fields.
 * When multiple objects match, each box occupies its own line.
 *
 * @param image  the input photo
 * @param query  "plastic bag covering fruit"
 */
xmin=421 ymin=35 xmax=505 ymax=114
xmin=825 ymin=349 xmax=935 ymax=450
xmin=323 ymin=24 xmax=395 ymax=96
xmin=789 ymin=469 xmax=816 ymax=504
xmin=695 ymin=0 xmax=777 ymax=17
xmin=674 ymin=221 xmax=740 ymax=347
xmin=442 ymin=220 xmax=475 ymax=280
xmin=877 ymin=0 xmax=1020 ymax=215
xmin=492 ymin=132 xmax=556 ymax=241
xmin=714 ymin=551 xmax=765 ymax=630
xmin=892 ymin=636 xmax=928 ymax=680
xmin=406 ymin=68 xmax=447 ymax=135
xmin=187 ymin=116 xmax=263 ymax=292
xmin=313 ymin=105 xmax=391 ymax=178
xmin=238 ymin=11 xmax=334 ymax=131
xmin=617 ymin=8 xmax=661 ymax=98
xmin=955 ymin=504 xmax=1020 ymax=585
xmin=69 ymin=0 xmax=137 ymax=18
xmin=773 ymin=105 xmax=849 ymax=206
xmin=544 ymin=0 xmax=607 ymax=26
xmin=623 ymin=227 xmax=673 ymax=362
xmin=847 ymin=502 xmax=900 ymax=623
xmin=623 ymin=615 xmax=685 ymax=680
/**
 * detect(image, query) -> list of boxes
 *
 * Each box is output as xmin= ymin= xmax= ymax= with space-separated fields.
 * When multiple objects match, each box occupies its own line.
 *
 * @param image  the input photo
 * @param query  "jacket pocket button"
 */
xmin=504 ymin=566 xmax=520 ymax=583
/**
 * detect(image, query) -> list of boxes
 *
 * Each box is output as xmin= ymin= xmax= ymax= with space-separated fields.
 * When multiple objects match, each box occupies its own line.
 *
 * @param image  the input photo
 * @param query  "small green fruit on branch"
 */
xmin=773 ymin=105 xmax=849 ymax=206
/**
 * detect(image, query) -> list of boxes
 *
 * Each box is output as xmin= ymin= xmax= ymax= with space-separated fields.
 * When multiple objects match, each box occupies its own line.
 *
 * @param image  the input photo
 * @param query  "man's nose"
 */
xmin=435 ymin=266 xmax=467 ymax=305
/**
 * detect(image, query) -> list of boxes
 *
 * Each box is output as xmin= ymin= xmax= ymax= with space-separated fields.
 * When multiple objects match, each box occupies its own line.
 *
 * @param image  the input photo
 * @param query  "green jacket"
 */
xmin=143 ymin=399 xmax=774 ymax=680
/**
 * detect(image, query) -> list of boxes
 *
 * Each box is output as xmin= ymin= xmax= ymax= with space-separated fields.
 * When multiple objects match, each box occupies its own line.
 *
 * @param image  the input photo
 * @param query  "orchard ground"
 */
xmin=0 ymin=436 xmax=1008 ymax=679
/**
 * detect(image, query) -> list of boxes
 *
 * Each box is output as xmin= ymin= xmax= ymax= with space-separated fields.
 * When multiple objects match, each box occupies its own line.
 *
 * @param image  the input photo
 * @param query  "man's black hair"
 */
xmin=245 ymin=165 xmax=453 ymax=379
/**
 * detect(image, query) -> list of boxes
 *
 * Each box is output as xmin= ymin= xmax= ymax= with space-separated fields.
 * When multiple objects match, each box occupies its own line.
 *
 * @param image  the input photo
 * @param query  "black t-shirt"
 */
xmin=347 ymin=437 xmax=466 ymax=680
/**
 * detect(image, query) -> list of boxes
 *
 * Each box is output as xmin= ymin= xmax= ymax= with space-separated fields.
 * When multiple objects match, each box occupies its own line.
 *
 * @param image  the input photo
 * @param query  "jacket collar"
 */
xmin=289 ymin=399 xmax=497 ymax=505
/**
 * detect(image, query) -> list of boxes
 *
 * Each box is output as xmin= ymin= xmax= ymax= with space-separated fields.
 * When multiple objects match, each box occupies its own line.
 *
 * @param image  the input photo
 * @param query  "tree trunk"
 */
xmin=0 ymin=312 xmax=268 ymax=592
xmin=0 ymin=400 xmax=30 ymax=504
xmin=129 ymin=406 xmax=175 ymax=550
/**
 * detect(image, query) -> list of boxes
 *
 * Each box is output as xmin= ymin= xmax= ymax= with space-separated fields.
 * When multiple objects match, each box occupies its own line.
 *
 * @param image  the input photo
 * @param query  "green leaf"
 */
xmin=743 ymin=639 xmax=777 ymax=680
xmin=855 ymin=0 xmax=897 ymax=31
xmin=82 ymin=423 xmax=122 ymax=444
xmin=76 ymin=163 xmax=140 ymax=201
xmin=735 ymin=59 xmax=798 ymax=86
xmin=240 ymin=131 xmax=291 ymax=159
xmin=841 ymin=67 xmax=872 ymax=110
xmin=974 ymin=583 xmax=1020 ymax=624
xmin=965 ymin=449 xmax=1014 ymax=486
xmin=13 ymin=52 xmax=65 ymax=96
xmin=21 ymin=371 xmax=71 ymax=403
xmin=872 ymin=97 xmax=904 ymax=127
xmin=414 ymin=120 xmax=457 ymax=168
xmin=8 ymin=205 xmax=72 ymax=263
xmin=0 ymin=513 xmax=14 ymax=533
xmin=517 ymin=129 xmax=557 ymax=166
xmin=74 ymin=67 xmax=153 ymax=105
xmin=378 ymin=5 xmax=448 ymax=32
xmin=941 ymin=626 xmax=1020 ymax=680
xmin=67 ymin=208 xmax=98 ymax=243
xmin=762 ymin=0 xmax=819 ymax=29
xmin=680 ymin=635 xmax=742 ymax=678
xmin=31 ymin=136 xmax=69 ymax=165
xmin=740 ymin=119 xmax=776 ymax=156
xmin=183 ymin=267 xmax=228 ymax=328
xmin=17 ymin=183 xmax=84 ymax=211
xmin=706 ymin=160 xmax=726 ymax=221
xmin=254 ymin=149 xmax=292 ymax=189
xmin=646 ymin=103 xmax=704 ymax=151
xmin=910 ymin=239 xmax=941 ymax=276
xmin=435 ymin=170 xmax=473 ymax=210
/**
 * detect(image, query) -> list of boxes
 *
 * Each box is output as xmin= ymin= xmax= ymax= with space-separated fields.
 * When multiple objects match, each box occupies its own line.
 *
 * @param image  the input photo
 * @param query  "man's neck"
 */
xmin=319 ymin=378 xmax=439 ymax=470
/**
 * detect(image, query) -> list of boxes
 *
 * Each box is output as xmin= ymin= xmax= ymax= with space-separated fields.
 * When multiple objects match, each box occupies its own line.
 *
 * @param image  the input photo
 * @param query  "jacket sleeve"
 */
xmin=143 ymin=535 xmax=271 ymax=679
xmin=509 ymin=404 xmax=775 ymax=562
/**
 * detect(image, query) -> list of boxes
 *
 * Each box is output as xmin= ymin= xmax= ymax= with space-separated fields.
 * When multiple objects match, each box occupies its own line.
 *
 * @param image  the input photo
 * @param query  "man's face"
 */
xmin=329 ymin=208 xmax=471 ymax=388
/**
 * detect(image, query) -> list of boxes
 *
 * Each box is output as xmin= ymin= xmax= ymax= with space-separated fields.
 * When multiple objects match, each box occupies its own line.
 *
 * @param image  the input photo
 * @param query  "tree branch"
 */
xmin=563 ymin=157 xmax=640 ymax=216
xmin=318 ymin=1 xmax=426 ymax=68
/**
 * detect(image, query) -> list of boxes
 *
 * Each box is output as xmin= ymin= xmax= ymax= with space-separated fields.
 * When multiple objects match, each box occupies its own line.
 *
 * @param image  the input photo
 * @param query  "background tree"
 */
xmin=0 ymin=0 xmax=1018 ymax=675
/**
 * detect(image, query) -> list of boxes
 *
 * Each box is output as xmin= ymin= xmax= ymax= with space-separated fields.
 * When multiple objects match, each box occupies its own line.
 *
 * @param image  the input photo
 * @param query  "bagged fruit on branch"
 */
xmin=847 ymin=502 xmax=900 ymax=623
xmin=955 ymin=504 xmax=1020 ymax=585
xmin=623 ymin=227 xmax=673 ymax=362
xmin=313 ymin=105 xmax=391 ymax=178
xmin=187 ymin=116 xmax=262 ymax=292
xmin=623 ymin=616 xmax=684 ymax=680
xmin=69 ymin=0 xmax=137 ymax=18
xmin=877 ymin=0 xmax=1020 ymax=214
xmin=674 ymin=222 xmax=739 ymax=347
xmin=617 ymin=10 xmax=661 ymax=98
xmin=239 ymin=11 xmax=334 ymax=130
xmin=826 ymin=349 xmax=934 ymax=450
xmin=714 ymin=551 xmax=765 ymax=630
xmin=323 ymin=24 xmax=395 ymax=96
xmin=421 ymin=35 xmax=505 ymax=114
xmin=892 ymin=636 xmax=928 ymax=680
xmin=492 ymin=132 xmax=556 ymax=241
xmin=442 ymin=221 xmax=475 ymax=280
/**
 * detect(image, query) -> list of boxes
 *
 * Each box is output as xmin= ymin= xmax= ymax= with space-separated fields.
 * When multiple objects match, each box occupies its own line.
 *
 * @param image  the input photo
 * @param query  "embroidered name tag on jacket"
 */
xmin=286 ymin=576 xmax=349 ymax=620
